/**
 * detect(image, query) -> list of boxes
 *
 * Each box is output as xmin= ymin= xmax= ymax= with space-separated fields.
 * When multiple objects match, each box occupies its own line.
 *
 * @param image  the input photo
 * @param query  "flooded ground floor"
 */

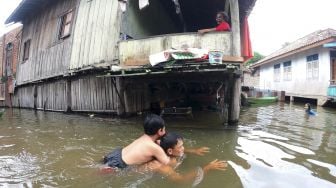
xmin=0 ymin=102 xmax=335 ymax=187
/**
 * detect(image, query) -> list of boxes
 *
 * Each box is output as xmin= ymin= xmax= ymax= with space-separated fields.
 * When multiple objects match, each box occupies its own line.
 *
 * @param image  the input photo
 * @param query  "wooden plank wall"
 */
xmin=36 ymin=80 xmax=67 ymax=111
xmin=17 ymin=0 xmax=77 ymax=85
xmin=69 ymin=0 xmax=121 ymax=70
xmin=124 ymin=82 xmax=150 ymax=114
xmin=12 ymin=86 xmax=34 ymax=108
xmin=71 ymin=76 xmax=119 ymax=113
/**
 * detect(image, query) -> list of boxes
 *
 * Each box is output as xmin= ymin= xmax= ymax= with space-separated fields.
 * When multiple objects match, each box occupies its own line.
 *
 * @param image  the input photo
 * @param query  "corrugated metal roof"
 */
xmin=252 ymin=28 xmax=336 ymax=67
xmin=6 ymin=0 xmax=257 ymax=24
xmin=5 ymin=0 xmax=51 ymax=24
xmin=239 ymin=0 xmax=257 ymax=18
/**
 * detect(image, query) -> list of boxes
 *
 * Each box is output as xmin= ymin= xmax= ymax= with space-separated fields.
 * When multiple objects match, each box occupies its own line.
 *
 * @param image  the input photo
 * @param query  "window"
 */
xmin=306 ymin=54 xmax=319 ymax=80
xmin=59 ymin=10 xmax=73 ymax=39
xmin=23 ymin=39 xmax=31 ymax=61
xmin=283 ymin=61 xmax=292 ymax=81
xmin=5 ymin=43 xmax=13 ymax=76
xmin=274 ymin=64 xmax=281 ymax=82
xmin=0 ymin=83 xmax=5 ymax=100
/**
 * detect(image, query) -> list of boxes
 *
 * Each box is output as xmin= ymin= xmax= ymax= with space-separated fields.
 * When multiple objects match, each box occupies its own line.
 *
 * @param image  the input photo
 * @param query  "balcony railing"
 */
xmin=118 ymin=32 xmax=233 ymax=67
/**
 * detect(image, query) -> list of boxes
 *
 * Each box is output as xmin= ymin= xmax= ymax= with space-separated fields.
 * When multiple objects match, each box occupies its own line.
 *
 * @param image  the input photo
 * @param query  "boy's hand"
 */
xmin=203 ymin=159 xmax=227 ymax=172
xmin=194 ymin=147 xmax=210 ymax=156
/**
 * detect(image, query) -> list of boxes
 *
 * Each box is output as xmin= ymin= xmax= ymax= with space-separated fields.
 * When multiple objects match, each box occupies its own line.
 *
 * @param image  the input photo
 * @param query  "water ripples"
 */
xmin=0 ymin=151 xmax=39 ymax=185
xmin=0 ymin=104 xmax=335 ymax=187
xmin=234 ymin=104 xmax=336 ymax=187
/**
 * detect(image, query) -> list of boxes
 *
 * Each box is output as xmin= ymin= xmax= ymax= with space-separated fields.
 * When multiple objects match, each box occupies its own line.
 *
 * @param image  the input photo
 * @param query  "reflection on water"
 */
xmin=0 ymin=102 xmax=335 ymax=187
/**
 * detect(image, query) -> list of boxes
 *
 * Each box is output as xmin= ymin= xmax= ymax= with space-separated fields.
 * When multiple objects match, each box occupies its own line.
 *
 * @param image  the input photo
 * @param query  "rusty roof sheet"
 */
xmin=5 ymin=0 xmax=51 ymax=24
xmin=239 ymin=0 xmax=257 ymax=19
xmin=253 ymin=28 xmax=336 ymax=67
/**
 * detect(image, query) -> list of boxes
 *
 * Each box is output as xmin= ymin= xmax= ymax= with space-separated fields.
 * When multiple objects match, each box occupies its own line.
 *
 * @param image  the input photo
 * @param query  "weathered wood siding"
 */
xmin=12 ymin=80 xmax=67 ymax=111
xmin=71 ymin=76 xmax=119 ymax=112
xmin=124 ymin=82 xmax=150 ymax=114
xmin=69 ymin=0 xmax=121 ymax=70
xmin=17 ymin=0 xmax=77 ymax=85
xmin=119 ymin=32 xmax=232 ymax=66
xmin=12 ymin=86 xmax=34 ymax=108
xmin=36 ymin=80 xmax=67 ymax=111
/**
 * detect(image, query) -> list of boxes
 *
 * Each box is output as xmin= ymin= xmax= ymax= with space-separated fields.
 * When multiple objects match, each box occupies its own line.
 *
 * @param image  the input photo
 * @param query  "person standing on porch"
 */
xmin=198 ymin=11 xmax=231 ymax=34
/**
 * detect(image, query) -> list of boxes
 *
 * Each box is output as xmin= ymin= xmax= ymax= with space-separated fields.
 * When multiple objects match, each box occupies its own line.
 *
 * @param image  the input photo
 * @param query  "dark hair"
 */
xmin=217 ymin=11 xmax=229 ymax=22
xmin=143 ymin=114 xmax=165 ymax=135
xmin=160 ymin=132 xmax=183 ymax=153
xmin=305 ymin=103 xmax=311 ymax=111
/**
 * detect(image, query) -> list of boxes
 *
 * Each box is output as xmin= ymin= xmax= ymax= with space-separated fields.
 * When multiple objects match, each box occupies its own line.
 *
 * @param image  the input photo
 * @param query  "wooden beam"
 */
xmin=123 ymin=58 xmax=150 ymax=66
xmin=229 ymin=0 xmax=241 ymax=56
xmin=225 ymin=0 xmax=230 ymax=15
xmin=66 ymin=80 xmax=72 ymax=112
xmin=115 ymin=77 xmax=126 ymax=115
xmin=222 ymin=56 xmax=244 ymax=62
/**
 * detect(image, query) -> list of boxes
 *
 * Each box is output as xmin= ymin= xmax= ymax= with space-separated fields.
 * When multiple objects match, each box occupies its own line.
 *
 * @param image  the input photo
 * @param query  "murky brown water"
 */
xmin=0 ymin=102 xmax=335 ymax=188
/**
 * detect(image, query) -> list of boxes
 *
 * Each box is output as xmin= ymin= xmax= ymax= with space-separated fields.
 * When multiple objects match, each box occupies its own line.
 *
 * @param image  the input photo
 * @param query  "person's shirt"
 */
xmin=216 ymin=22 xmax=231 ymax=31
xmin=306 ymin=109 xmax=317 ymax=116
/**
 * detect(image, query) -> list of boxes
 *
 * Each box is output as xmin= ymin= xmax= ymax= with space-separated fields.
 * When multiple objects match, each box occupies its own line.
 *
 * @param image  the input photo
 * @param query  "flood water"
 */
xmin=0 ymin=102 xmax=335 ymax=188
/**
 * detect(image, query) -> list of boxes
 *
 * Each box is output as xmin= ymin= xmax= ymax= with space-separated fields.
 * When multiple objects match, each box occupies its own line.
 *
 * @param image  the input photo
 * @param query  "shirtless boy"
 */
xmin=103 ymin=114 xmax=170 ymax=168
xmin=140 ymin=132 xmax=227 ymax=186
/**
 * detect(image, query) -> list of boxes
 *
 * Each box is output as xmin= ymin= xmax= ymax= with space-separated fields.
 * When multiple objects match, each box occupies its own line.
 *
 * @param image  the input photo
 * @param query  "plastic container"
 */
xmin=208 ymin=50 xmax=223 ymax=64
xmin=209 ymin=50 xmax=223 ymax=64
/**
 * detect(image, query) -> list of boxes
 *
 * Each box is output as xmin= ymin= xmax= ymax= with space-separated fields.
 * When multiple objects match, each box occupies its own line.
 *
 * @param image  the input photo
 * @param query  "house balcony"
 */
xmin=118 ymin=32 xmax=241 ymax=69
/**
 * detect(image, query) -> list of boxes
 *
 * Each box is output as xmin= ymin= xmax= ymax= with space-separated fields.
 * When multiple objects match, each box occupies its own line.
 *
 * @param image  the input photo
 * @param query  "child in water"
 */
xmin=304 ymin=103 xmax=317 ymax=115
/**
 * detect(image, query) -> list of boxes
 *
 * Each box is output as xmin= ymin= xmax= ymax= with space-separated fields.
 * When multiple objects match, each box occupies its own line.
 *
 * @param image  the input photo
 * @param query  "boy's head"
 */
xmin=160 ymin=132 xmax=184 ymax=157
xmin=304 ymin=103 xmax=311 ymax=111
xmin=143 ymin=114 xmax=166 ymax=136
xmin=216 ymin=11 xmax=229 ymax=23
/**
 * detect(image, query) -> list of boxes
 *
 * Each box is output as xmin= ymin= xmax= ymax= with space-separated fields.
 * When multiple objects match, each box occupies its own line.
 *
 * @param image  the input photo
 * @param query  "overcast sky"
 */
xmin=0 ymin=0 xmax=22 ymax=35
xmin=1 ymin=0 xmax=336 ymax=56
xmin=249 ymin=0 xmax=336 ymax=55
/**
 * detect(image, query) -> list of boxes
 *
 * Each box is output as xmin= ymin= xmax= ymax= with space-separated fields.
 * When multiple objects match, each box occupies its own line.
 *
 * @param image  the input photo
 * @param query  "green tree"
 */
xmin=245 ymin=52 xmax=265 ymax=66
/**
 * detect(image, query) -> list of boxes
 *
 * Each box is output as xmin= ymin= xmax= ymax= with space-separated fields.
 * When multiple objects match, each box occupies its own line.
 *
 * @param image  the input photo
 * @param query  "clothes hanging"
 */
xmin=139 ymin=0 xmax=149 ymax=10
xmin=241 ymin=17 xmax=253 ymax=61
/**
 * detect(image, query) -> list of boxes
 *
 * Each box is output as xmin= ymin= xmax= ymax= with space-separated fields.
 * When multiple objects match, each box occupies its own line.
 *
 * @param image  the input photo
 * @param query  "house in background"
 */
xmin=0 ymin=26 xmax=22 ymax=107
xmin=251 ymin=28 xmax=336 ymax=106
xmin=5 ymin=0 xmax=256 ymax=124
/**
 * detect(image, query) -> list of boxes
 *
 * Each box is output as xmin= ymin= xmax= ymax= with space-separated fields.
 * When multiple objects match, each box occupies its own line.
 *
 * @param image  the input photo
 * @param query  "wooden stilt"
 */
xmin=229 ymin=76 xmax=241 ymax=124
xmin=115 ymin=77 xmax=125 ymax=116
xmin=33 ymin=85 xmax=37 ymax=110
xmin=66 ymin=80 xmax=72 ymax=112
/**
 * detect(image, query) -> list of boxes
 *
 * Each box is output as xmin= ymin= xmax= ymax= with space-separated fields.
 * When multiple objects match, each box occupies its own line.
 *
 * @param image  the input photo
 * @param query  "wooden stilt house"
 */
xmin=5 ymin=0 xmax=256 ymax=124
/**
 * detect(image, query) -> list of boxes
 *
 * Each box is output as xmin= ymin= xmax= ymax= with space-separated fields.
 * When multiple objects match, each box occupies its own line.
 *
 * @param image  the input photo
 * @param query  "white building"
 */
xmin=251 ymin=29 xmax=336 ymax=105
